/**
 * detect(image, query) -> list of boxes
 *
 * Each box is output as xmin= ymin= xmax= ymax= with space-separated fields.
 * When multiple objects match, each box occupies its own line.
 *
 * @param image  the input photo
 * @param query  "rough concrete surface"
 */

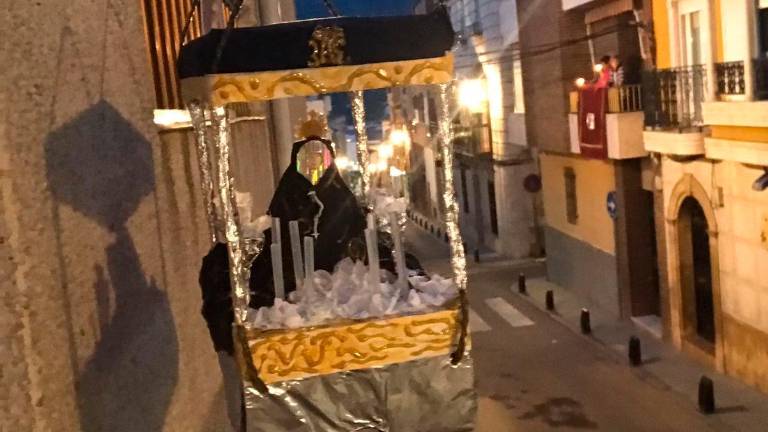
xmin=0 ymin=2 xmax=226 ymax=431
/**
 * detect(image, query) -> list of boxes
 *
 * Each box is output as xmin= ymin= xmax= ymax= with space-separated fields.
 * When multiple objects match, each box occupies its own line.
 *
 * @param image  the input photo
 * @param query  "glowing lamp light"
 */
xmin=389 ymin=166 xmax=405 ymax=177
xmin=153 ymin=109 xmax=192 ymax=129
xmin=374 ymin=160 xmax=388 ymax=173
xmin=593 ymin=63 xmax=604 ymax=73
xmin=335 ymin=155 xmax=351 ymax=170
xmin=389 ymin=129 xmax=411 ymax=147
xmin=458 ymin=79 xmax=487 ymax=113
xmin=575 ymin=77 xmax=586 ymax=88
xmin=378 ymin=144 xmax=394 ymax=159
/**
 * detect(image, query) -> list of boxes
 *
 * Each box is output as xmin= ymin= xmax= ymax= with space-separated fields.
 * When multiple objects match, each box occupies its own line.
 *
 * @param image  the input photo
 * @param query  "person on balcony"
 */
xmin=610 ymin=54 xmax=625 ymax=87
xmin=593 ymin=55 xmax=612 ymax=88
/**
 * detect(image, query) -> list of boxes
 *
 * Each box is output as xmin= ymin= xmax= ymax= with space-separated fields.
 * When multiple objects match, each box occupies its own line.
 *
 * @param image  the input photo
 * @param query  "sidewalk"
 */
xmin=519 ymin=277 xmax=768 ymax=432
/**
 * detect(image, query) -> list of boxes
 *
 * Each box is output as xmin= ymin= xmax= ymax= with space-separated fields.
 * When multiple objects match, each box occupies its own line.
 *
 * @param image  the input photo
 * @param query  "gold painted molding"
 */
xmin=246 ymin=307 xmax=461 ymax=384
xmin=181 ymin=55 xmax=454 ymax=106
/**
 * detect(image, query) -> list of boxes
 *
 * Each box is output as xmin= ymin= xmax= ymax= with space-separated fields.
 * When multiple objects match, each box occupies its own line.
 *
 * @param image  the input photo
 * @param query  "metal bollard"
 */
xmin=518 ymin=273 xmax=527 ymax=294
xmin=698 ymin=376 xmax=715 ymax=414
xmin=628 ymin=336 xmax=642 ymax=366
xmin=580 ymin=309 xmax=591 ymax=334
xmin=545 ymin=290 xmax=554 ymax=311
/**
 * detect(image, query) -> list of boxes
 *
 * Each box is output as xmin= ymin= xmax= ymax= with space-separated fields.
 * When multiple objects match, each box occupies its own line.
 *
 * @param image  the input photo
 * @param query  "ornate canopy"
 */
xmin=177 ymin=8 xmax=455 ymax=105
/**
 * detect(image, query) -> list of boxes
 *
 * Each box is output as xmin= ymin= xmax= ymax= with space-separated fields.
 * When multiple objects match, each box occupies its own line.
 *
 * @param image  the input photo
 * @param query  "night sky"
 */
xmin=295 ymin=0 xmax=416 ymax=19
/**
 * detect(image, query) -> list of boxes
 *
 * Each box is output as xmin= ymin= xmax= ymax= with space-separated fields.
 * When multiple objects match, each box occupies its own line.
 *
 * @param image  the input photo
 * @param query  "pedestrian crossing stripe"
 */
xmin=485 ymin=297 xmax=535 ymax=328
xmin=469 ymin=308 xmax=491 ymax=333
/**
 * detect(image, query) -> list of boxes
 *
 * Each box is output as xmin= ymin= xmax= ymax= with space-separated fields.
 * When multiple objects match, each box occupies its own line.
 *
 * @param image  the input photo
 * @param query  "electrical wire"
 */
xmin=321 ymin=0 xmax=341 ymax=17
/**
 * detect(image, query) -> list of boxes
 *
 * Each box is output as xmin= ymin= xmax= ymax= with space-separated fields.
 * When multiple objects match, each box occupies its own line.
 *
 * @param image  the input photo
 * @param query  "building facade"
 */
xmin=644 ymin=0 xmax=768 ymax=393
xmin=519 ymin=0 xmax=659 ymax=318
xmin=395 ymin=0 xmax=539 ymax=259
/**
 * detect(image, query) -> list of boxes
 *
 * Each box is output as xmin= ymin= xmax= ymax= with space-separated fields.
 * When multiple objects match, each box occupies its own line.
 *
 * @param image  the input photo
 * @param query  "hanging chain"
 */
xmin=212 ymin=0 xmax=244 ymax=74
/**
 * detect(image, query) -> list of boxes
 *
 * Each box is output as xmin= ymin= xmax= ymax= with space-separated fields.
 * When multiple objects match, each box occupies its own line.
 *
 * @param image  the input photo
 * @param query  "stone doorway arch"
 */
xmin=665 ymin=173 xmax=724 ymax=371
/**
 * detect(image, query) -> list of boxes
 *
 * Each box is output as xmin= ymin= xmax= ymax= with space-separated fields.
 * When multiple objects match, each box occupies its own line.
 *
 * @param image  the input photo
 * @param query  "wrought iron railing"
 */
xmin=643 ymin=65 xmax=707 ymax=130
xmin=608 ymin=84 xmax=643 ymax=113
xmin=755 ymin=58 xmax=768 ymax=101
xmin=715 ymin=61 xmax=745 ymax=96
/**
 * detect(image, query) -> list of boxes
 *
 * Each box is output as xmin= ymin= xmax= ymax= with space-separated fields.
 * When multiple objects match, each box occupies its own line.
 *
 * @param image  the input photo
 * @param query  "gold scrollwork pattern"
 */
xmin=180 ymin=55 xmax=454 ymax=106
xmin=308 ymin=26 xmax=346 ymax=68
xmin=247 ymin=308 xmax=462 ymax=384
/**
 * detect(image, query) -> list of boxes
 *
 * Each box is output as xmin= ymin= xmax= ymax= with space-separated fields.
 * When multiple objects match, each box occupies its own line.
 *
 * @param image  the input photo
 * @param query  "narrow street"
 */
xmin=405 ymin=222 xmax=726 ymax=432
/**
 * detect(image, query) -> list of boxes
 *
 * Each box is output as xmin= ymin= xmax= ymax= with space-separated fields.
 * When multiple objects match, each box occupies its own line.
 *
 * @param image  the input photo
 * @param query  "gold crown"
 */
xmin=296 ymin=110 xmax=329 ymax=139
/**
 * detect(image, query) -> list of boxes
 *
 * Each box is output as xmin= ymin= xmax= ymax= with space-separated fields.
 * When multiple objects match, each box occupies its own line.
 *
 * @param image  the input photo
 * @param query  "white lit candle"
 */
xmin=271 ymin=243 xmax=285 ymax=300
xmin=304 ymin=236 xmax=315 ymax=292
xmin=289 ymin=220 xmax=304 ymax=287
xmin=271 ymin=216 xmax=281 ymax=245
xmin=388 ymin=212 xmax=408 ymax=295
xmin=367 ymin=213 xmax=376 ymax=231
xmin=365 ymin=228 xmax=380 ymax=287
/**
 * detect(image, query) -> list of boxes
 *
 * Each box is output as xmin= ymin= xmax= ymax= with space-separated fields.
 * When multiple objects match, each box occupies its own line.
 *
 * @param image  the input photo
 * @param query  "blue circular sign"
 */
xmin=606 ymin=191 xmax=617 ymax=220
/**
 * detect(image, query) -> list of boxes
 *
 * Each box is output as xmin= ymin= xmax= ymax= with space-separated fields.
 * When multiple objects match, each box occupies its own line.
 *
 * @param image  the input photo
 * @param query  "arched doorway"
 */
xmin=666 ymin=173 xmax=723 ymax=369
xmin=677 ymin=197 xmax=715 ymax=344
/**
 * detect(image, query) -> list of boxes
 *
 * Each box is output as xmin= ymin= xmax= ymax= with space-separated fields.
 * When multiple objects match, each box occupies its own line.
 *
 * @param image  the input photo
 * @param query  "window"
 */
xmin=460 ymin=167 xmax=470 ymax=213
xmin=564 ymin=167 xmax=578 ymax=224
xmin=488 ymin=179 xmax=498 ymax=235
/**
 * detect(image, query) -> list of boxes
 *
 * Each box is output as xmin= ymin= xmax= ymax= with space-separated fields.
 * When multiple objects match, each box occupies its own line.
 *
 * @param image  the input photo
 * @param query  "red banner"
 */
xmin=578 ymin=87 xmax=608 ymax=159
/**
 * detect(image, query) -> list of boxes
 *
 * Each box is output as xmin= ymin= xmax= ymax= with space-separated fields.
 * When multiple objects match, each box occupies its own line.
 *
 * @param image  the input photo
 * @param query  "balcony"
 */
xmin=643 ymin=65 xmax=707 ymax=130
xmin=703 ymin=59 xmax=768 ymax=128
xmin=568 ymin=85 xmax=647 ymax=160
xmin=715 ymin=61 xmax=746 ymax=99
xmin=642 ymin=66 xmax=707 ymax=156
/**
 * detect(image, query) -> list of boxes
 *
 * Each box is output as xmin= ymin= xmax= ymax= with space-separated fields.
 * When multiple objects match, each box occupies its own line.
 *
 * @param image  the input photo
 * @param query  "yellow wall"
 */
xmin=652 ymin=0 xmax=671 ymax=68
xmin=711 ymin=126 xmax=768 ymax=143
xmin=713 ymin=0 xmax=723 ymax=62
xmin=540 ymin=153 xmax=616 ymax=255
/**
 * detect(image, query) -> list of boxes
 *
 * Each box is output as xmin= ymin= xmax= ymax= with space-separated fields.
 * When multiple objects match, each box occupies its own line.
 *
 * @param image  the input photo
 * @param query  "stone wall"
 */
xmin=0 ymin=1 xmax=227 ymax=430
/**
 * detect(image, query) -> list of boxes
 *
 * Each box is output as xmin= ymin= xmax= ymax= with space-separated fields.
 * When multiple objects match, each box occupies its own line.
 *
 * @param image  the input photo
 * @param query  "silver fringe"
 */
xmin=350 ymin=90 xmax=371 ymax=200
xmin=437 ymin=83 xmax=467 ymax=292
xmin=188 ymin=101 xmax=220 ymax=243
xmin=211 ymin=106 xmax=250 ymax=324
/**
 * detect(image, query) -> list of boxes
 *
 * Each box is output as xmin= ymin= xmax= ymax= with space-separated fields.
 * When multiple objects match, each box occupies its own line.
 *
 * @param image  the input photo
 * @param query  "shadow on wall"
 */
xmin=44 ymin=100 xmax=178 ymax=432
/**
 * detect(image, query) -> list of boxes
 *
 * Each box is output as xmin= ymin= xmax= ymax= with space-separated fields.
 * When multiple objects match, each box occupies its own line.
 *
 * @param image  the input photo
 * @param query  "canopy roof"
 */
xmin=178 ymin=8 xmax=456 ymax=105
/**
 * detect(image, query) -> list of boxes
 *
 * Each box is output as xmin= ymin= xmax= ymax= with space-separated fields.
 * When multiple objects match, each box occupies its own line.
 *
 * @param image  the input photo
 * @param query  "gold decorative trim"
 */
xmin=246 ymin=307 xmax=462 ymax=384
xmin=308 ymin=25 xmax=346 ymax=68
xmin=181 ymin=54 xmax=454 ymax=105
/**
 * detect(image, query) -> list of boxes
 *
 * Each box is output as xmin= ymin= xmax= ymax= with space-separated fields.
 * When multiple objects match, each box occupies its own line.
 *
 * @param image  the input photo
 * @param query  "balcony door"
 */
xmin=680 ymin=10 xmax=702 ymax=67
xmin=676 ymin=1 xmax=710 ymax=125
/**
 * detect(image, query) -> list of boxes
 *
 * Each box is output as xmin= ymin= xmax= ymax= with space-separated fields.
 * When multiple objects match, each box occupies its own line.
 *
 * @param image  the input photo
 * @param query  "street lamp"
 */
xmin=458 ymin=78 xmax=487 ymax=113
xmin=389 ymin=128 xmax=411 ymax=148
xmin=457 ymin=78 xmax=492 ymax=153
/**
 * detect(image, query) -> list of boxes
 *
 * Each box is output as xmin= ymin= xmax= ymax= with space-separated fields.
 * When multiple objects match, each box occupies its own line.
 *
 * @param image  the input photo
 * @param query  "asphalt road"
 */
xmin=406 ymin=222 xmax=722 ymax=432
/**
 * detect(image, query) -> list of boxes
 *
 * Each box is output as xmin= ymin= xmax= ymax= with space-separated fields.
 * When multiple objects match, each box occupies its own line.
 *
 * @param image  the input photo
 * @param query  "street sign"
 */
xmin=523 ymin=174 xmax=542 ymax=193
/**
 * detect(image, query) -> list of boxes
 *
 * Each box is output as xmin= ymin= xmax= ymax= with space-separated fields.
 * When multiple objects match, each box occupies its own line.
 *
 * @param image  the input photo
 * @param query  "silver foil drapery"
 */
xmin=188 ymin=101 xmax=220 ymax=244
xmin=210 ymin=106 xmax=250 ymax=324
xmin=350 ymin=90 xmax=371 ymax=199
xmin=437 ymin=83 xmax=470 ymax=363
xmin=244 ymin=352 xmax=476 ymax=432
xmin=437 ymin=83 xmax=467 ymax=292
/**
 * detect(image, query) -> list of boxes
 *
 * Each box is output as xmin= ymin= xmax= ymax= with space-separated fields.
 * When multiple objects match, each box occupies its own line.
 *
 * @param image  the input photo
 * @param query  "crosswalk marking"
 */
xmin=485 ymin=297 xmax=535 ymax=328
xmin=469 ymin=308 xmax=491 ymax=333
